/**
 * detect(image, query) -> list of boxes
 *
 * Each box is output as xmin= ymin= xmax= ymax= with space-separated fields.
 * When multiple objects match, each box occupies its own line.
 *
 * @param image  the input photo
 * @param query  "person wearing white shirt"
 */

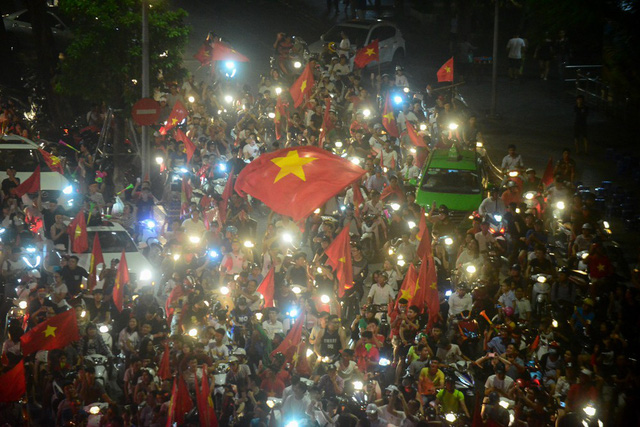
xmin=447 ymin=286 xmax=472 ymax=319
xmin=262 ymin=309 xmax=284 ymax=340
xmin=500 ymin=144 xmax=524 ymax=172
xmin=368 ymin=273 xmax=396 ymax=305
xmin=400 ymin=156 xmax=420 ymax=183
xmin=282 ymin=382 xmax=311 ymax=421
xmin=395 ymin=67 xmax=409 ymax=87
xmin=475 ymin=222 xmax=499 ymax=253
xmin=377 ymin=143 xmax=398 ymax=170
xmin=337 ymin=32 xmax=351 ymax=57
xmin=242 ymin=137 xmax=261 ymax=160
xmin=478 ymin=189 xmax=507 ymax=217
xmin=181 ymin=210 xmax=207 ymax=236
xmin=369 ymin=124 xmax=389 ymax=153
xmin=506 ymin=35 xmax=526 ymax=79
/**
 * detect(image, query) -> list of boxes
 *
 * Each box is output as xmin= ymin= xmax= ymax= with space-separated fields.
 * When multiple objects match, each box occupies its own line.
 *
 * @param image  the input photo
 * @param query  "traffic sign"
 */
xmin=132 ymin=98 xmax=161 ymax=126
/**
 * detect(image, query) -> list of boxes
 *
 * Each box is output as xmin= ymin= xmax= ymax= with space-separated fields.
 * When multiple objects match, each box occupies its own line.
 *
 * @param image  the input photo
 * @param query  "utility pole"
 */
xmin=141 ymin=0 xmax=150 ymax=179
xmin=490 ymin=0 xmax=499 ymax=117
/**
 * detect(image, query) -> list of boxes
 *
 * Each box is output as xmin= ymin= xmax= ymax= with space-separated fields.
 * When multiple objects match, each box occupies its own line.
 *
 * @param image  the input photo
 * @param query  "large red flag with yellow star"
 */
xmin=411 ymin=254 xmax=440 ymax=330
xmin=39 ymin=149 xmax=64 ymax=174
xmin=20 ymin=309 xmax=80 ymax=356
xmin=195 ymin=365 xmax=218 ymax=427
xmin=382 ymin=94 xmax=399 ymax=138
xmin=0 ymin=360 xmax=26 ymax=402
xmin=113 ymin=249 xmax=129 ymax=312
xmin=234 ymin=146 xmax=366 ymax=222
xmin=87 ymin=233 xmax=105 ymax=291
xmin=67 ymin=210 xmax=88 ymax=253
xmin=211 ymin=41 xmax=250 ymax=62
xmin=324 ymin=226 xmax=354 ymax=298
xmin=160 ymin=100 xmax=188 ymax=135
xmin=194 ymin=42 xmax=213 ymax=65
xmin=289 ymin=63 xmax=314 ymax=108
xmin=354 ymin=39 xmax=379 ymax=69
xmin=437 ymin=57 xmax=454 ymax=82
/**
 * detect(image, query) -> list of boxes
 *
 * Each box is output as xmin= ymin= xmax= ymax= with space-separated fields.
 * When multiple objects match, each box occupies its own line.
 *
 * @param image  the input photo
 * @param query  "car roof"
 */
xmin=337 ymin=19 xmax=396 ymax=29
xmin=427 ymin=148 xmax=478 ymax=171
xmin=87 ymin=222 xmax=127 ymax=232
xmin=0 ymin=134 xmax=40 ymax=149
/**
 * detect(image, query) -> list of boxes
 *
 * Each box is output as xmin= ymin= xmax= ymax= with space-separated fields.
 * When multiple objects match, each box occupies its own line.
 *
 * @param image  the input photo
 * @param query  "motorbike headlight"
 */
xmin=388 ymin=248 xmax=394 ymax=255
xmin=139 ymin=269 xmax=152 ymax=281
xmin=173 ymin=253 xmax=181 ymax=261
xmin=0 ymin=228 xmax=5 ymax=234
xmin=220 ymin=286 xmax=230 ymax=295
xmin=602 ymin=220 xmax=610 ymax=229
xmin=552 ymin=319 xmax=558 ymax=328
xmin=25 ymin=246 xmax=36 ymax=253
xmin=494 ymin=214 xmax=502 ymax=222
xmin=448 ymin=123 xmax=458 ymax=131
xmin=282 ymin=233 xmax=293 ymax=243
xmin=81 ymin=310 xmax=87 ymax=318
xmin=209 ymin=250 xmax=219 ymax=259
xmin=291 ymin=286 xmax=302 ymax=295
xmin=268 ymin=112 xmax=276 ymax=119
xmin=350 ymin=157 xmax=361 ymax=165
xmin=583 ymin=404 xmax=596 ymax=417
xmin=362 ymin=109 xmax=371 ymax=118
xmin=390 ymin=203 xmax=400 ymax=211
xmin=581 ymin=252 xmax=588 ymax=260
xmin=275 ymin=87 xmax=282 ymax=95
xmin=224 ymin=95 xmax=233 ymax=104
xmin=63 ymin=185 xmax=73 ymax=195
xmin=419 ymin=123 xmax=427 ymax=131
xmin=397 ymin=259 xmax=406 ymax=267
xmin=89 ymin=406 xmax=101 ymax=415
xmin=306 ymin=348 xmax=314 ymax=357
xmin=445 ymin=413 xmax=457 ymax=422
xmin=525 ymin=191 xmax=535 ymax=200
xmin=444 ymin=237 xmax=453 ymax=246
xmin=188 ymin=328 xmax=198 ymax=337
xmin=320 ymin=294 xmax=330 ymax=304
xmin=189 ymin=236 xmax=201 ymax=244
xmin=379 ymin=358 xmax=391 ymax=366
xmin=225 ymin=61 xmax=235 ymax=70
xmin=293 ymin=61 xmax=302 ymax=69
xmin=476 ymin=141 xmax=483 ymax=148
xmin=407 ymin=221 xmax=416 ymax=229
xmin=466 ymin=265 xmax=477 ymax=274
xmin=499 ymin=400 xmax=509 ymax=409
xmin=353 ymin=380 xmax=363 ymax=391
xmin=393 ymin=95 xmax=403 ymax=105
xmin=99 ymin=325 xmax=109 ymax=334
xmin=244 ymin=240 xmax=255 ymax=248
xmin=188 ymin=96 xmax=195 ymax=103
xmin=556 ymin=201 xmax=565 ymax=210
xmin=18 ymin=300 xmax=27 ymax=309
xmin=285 ymin=421 xmax=299 ymax=427
xmin=255 ymin=312 xmax=263 ymax=321
xmin=289 ymin=308 xmax=298 ymax=317
xmin=313 ymin=208 xmax=321 ymax=214
xmin=409 ymin=148 xmax=416 ymax=154
xmin=266 ymin=399 xmax=276 ymax=409
xmin=335 ymin=141 xmax=343 ymax=148
xmin=445 ymin=290 xmax=452 ymax=297
xmin=155 ymin=156 xmax=164 ymax=164
xmin=537 ymin=275 xmax=547 ymax=283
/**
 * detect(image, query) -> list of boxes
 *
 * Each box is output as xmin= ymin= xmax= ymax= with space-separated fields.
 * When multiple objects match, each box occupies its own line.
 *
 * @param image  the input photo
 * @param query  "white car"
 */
xmin=308 ymin=20 xmax=405 ymax=68
xmin=76 ymin=223 xmax=156 ymax=290
xmin=2 ymin=9 xmax=72 ymax=50
xmin=0 ymin=135 xmax=74 ymax=204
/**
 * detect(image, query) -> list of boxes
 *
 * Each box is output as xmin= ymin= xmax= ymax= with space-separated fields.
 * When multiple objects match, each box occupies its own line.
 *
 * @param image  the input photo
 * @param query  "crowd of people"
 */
xmin=0 ymin=29 xmax=639 ymax=427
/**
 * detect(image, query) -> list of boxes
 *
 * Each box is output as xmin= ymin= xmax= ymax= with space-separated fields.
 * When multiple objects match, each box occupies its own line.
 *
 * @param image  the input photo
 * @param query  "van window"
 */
xmin=0 ymin=149 xmax=41 ymax=172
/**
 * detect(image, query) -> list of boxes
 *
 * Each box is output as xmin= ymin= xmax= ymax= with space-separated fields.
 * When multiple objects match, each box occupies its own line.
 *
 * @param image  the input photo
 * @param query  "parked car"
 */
xmin=2 ymin=9 xmax=72 ymax=50
xmin=308 ymin=20 xmax=405 ymax=68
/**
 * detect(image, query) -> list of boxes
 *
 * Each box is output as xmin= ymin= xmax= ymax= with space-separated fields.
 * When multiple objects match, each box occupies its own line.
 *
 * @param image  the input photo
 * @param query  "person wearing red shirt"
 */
xmin=260 ymin=367 xmax=285 ymax=397
xmin=355 ymin=331 xmax=380 ymax=373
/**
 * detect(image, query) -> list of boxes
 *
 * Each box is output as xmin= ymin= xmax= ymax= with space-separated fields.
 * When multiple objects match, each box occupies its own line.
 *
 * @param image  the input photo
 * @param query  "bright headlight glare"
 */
xmin=552 ymin=319 xmax=558 ymax=328
xmin=189 ymin=236 xmax=201 ymax=244
xmin=155 ymin=156 xmax=164 ymax=165
xmin=188 ymin=96 xmax=195 ymax=103
xmin=525 ymin=192 xmax=535 ymax=200
xmin=291 ymin=286 xmax=302 ymax=295
xmin=282 ymin=233 xmax=293 ymax=243
xmin=220 ymin=286 xmax=230 ymax=295
xmin=407 ymin=221 xmax=416 ymax=229
xmin=173 ymin=253 xmax=180 ymax=261
xmin=255 ymin=312 xmax=263 ymax=321
xmin=508 ymin=171 xmax=518 ymax=177
xmin=397 ymin=259 xmax=406 ymax=267
xmin=445 ymin=413 xmax=456 ymax=422
xmin=18 ymin=300 xmax=27 ymax=309
xmin=602 ymin=220 xmax=610 ymax=229
xmin=419 ymin=123 xmax=427 ymax=131
xmin=188 ymin=328 xmax=198 ymax=337
xmin=499 ymin=400 xmax=509 ymax=409
xmin=448 ymin=123 xmax=458 ymax=131
xmin=275 ymin=87 xmax=282 ymax=95
xmin=62 ymin=185 xmax=73 ymax=195
xmin=224 ymin=95 xmax=233 ymax=104
xmin=350 ymin=157 xmax=361 ymax=165
xmin=293 ymin=61 xmax=302 ymax=69
xmin=444 ymin=237 xmax=453 ymax=246
xmin=89 ymin=406 xmax=101 ymax=415
xmin=583 ymin=405 xmax=596 ymax=417
xmin=353 ymin=380 xmax=363 ymax=390
xmin=81 ymin=310 xmax=86 ymax=318
xmin=390 ymin=203 xmax=400 ymax=211
xmin=140 ymin=269 xmax=152 ymax=281
xmin=335 ymin=141 xmax=343 ymax=148
xmin=362 ymin=109 xmax=371 ymax=118
xmin=268 ymin=112 xmax=276 ymax=119
xmin=320 ymin=294 xmax=330 ymax=304
xmin=244 ymin=240 xmax=255 ymax=248
xmin=99 ymin=325 xmax=109 ymax=334
xmin=313 ymin=208 xmax=321 ymax=214
xmin=466 ymin=265 xmax=476 ymax=274
xmin=556 ymin=201 xmax=565 ymax=210
xmin=537 ymin=275 xmax=547 ymax=283
xmin=494 ymin=214 xmax=502 ymax=222
xmin=266 ymin=399 xmax=275 ymax=408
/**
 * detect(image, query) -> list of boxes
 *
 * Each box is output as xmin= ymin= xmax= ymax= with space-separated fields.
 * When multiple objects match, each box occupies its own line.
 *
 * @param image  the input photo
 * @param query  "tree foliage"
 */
xmin=55 ymin=0 xmax=190 ymax=107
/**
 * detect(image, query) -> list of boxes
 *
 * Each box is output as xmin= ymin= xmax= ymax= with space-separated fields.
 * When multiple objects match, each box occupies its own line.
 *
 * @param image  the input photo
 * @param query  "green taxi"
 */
xmin=414 ymin=146 xmax=489 ymax=221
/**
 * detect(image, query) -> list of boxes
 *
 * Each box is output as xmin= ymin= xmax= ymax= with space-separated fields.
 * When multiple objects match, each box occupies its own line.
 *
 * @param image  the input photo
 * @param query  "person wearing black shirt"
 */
xmin=1 ymin=166 xmax=20 ymax=198
xmin=60 ymin=256 xmax=89 ymax=296
xmin=84 ymin=289 xmax=110 ymax=324
xmin=28 ymin=284 xmax=57 ymax=317
xmin=42 ymin=199 xmax=67 ymax=239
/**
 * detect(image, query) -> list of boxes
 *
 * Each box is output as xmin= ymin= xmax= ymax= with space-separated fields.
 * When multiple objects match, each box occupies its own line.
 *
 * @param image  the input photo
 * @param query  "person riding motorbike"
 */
xmin=435 ymin=375 xmax=471 ymax=419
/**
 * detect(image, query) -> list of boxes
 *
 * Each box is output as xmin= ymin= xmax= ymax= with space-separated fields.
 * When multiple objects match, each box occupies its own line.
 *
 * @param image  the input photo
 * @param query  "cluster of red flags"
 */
xmin=324 ymin=226 xmax=354 ymax=298
xmin=234 ymin=146 xmax=366 ymax=222
xmin=166 ymin=375 xmax=193 ymax=426
xmin=195 ymin=365 xmax=218 ymax=427
xmin=354 ymin=39 xmax=379 ymax=69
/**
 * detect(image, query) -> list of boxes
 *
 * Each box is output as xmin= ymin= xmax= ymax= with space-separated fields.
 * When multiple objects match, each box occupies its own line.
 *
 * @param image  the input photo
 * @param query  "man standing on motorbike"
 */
xmin=435 ymin=376 xmax=471 ymax=419
xmin=314 ymin=314 xmax=347 ymax=360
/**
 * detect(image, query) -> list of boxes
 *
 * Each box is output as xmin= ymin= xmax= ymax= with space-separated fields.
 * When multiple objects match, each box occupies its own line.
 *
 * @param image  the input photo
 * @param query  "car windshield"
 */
xmin=421 ymin=168 xmax=481 ymax=194
xmin=323 ymin=25 xmax=369 ymax=47
xmin=0 ymin=148 xmax=41 ymax=172
xmin=83 ymin=231 xmax=139 ymax=253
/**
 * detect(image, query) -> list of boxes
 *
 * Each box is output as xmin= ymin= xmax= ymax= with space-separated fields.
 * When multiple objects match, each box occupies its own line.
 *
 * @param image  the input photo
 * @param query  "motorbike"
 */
xmin=531 ymin=273 xmax=553 ymax=318
xmin=454 ymin=310 xmax=481 ymax=358
xmin=85 ymin=353 xmax=109 ymax=387
xmin=85 ymin=402 xmax=109 ymax=427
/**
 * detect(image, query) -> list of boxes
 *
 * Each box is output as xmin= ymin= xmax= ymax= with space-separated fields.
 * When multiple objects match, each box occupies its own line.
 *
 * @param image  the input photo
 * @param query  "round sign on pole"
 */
xmin=132 ymin=98 xmax=161 ymax=126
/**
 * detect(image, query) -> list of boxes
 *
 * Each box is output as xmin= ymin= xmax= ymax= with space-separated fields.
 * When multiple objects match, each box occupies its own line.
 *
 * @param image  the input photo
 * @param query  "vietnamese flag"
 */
xmin=165 ymin=284 xmax=186 ymax=323
xmin=161 ymin=100 xmax=188 ymax=134
xmin=324 ymin=226 xmax=353 ymax=298
xmin=39 ymin=149 xmax=64 ymax=174
xmin=218 ymin=167 xmax=235 ymax=225
xmin=166 ymin=376 xmax=193 ymax=426
xmin=412 ymin=255 xmax=440 ymax=330
xmin=318 ymin=97 xmax=333 ymax=147
xmin=257 ymin=267 xmax=275 ymax=308
xmin=194 ymin=42 xmax=213 ymax=65
xmin=21 ymin=309 xmax=80 ymax=356
xmin=67 ymin=210 xmax=88 ymax=253
xmin=113 ymin=249 xmax=129 ymax=312
xmin=13 ymin=165 xmax=40 ymax=197
xmin=354 ymin=39 xmax=379 ymax=69
xmin=405 ymin=119 xmax=428 ymax=148
xmin=416 ymin=211 xmax=432 ymax=259
xmin=211 ymin=40 xmax=250 ymax=62
xmin=271 ymin=312 xmax=304 ymax=362
xmin=389 ymin=263 xmax=418 ymax=315
xmin=157 ymin=342 xmax=172 ymax=380
xmin=195 ymin=365 xmax=217 ymax=427
xmin=382 ymin=94 xmax=399 ymax=138
xmin=274 ymin=96 xmax=288 ymax=140
xmin=0 ymin=360 xmax=26 ymax=402
xmin=437 ymin=57 xmax=454 ymax=82
xmin=174 ymin=129 xmax=197 ymax=163
xmin=87 ymin=233 xmax=105 ymax=291
xmin=352 ymin=182 xmax=365 ymax=217
xmin=289 ymin=63 xmax=314 ymax=108
xmin=234 ymin=147 xmax=366 ymax=222
xmin=541 ymin=156 xmax=554 ymax=187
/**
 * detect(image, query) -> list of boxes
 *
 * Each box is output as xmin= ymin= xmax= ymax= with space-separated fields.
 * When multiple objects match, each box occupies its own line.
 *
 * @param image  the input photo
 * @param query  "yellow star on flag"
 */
xmin=430 ymin=281 xmax=437 ymax=290
xmin=171 ymin=118 xmax=178 ymax=125
xmin=207 ymin=396 xmax=214 ymax=408
xmin=597 ymin=264 xmax=605 ymax=272
xmin=400 ymin=288 xmax=413 ymax=300
xmin=300 ymin=80 xmax=307 ymax=93
xmin=366 ymin=48 xmax=375 ymax=56
xmin=445 ymin=66 xmax=451 ymax=73
xmin=75 ymin=225 xmax=82 ymax=238
xmin=339 ymin=257 xmax=346 ymax=263
xmin=44 ymin=325 xmax=57 ymax=337
xmin=383 ymin=112 xmax=395 ymax=121
xmin=271 ymin=150 xmax=317 ymax=183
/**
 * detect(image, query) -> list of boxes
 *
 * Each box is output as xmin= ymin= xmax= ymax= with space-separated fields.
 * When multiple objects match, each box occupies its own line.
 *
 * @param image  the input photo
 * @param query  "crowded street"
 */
xmin=0 ymin=0 xmax=639 ymax=426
